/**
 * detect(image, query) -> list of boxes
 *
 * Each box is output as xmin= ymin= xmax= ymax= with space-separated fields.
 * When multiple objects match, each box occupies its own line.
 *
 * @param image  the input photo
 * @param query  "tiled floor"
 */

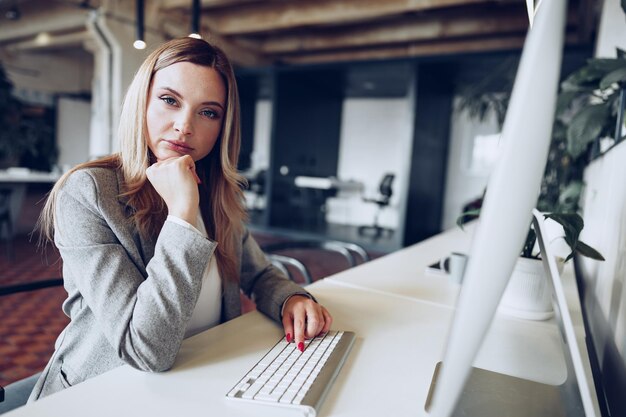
xmin=0 ymin=234 xmax=66 ymax=388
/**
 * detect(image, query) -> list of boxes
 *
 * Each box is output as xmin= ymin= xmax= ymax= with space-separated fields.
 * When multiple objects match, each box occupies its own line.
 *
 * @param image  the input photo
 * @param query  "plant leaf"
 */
xmin=618 ymin=48 xmax=626 ymax=59
xmin=556 ymin=90 xmax=582 ymax=115
xmin=543 ymin=212 xmax=584 ymax=259
xmin=456 ymin=208 xmax=481 ymax=230
xmin=561 ymin=59 xmax=626 ymax=91
xmin=558 ymin=181 xmax=583 ymax=211
xmin=600 ymin=67 xmax=626 ymax=90
xmin=567 ymin=103 xmax=611 ymax=159
xmin=576 ymin=240 xmax=605 ymax=261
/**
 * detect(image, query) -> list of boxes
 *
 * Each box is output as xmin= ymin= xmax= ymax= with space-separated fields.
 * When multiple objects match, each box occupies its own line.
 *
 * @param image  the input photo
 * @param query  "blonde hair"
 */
xmin=39 ymin=37 xmax=247 ymax=281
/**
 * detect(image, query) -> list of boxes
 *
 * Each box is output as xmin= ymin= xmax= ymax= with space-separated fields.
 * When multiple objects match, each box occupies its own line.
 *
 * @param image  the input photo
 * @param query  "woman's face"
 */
xmin=146 ymin=61 xmax=226 ymax=163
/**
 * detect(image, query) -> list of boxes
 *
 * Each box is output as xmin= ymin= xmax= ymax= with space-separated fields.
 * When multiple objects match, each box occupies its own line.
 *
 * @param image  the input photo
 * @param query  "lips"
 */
xmin=164 ymin=139 xmax=194 ymax=154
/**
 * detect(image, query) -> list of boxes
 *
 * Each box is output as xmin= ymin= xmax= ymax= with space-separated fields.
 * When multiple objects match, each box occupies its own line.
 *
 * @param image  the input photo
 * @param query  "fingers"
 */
xmin=146 ymin=155 xmax=200 ymax=222
xmin=293 ymin=310 xmax=306 ymax=352
xmin=320 ymin=307 xmax=333 ymax=334
xmin=281 ymin=314 xmax=294 ymax=344
xmin=149 ymin=155 xmax=200 ymax=184
xmin=189 ymin=164 xmax=201 ymax=184
xmin=282 ymin=296 xmax=333 ymax=352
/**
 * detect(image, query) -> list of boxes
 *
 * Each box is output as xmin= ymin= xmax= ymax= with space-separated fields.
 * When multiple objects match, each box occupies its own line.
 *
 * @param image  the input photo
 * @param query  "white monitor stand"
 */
xmin=425 ymin=210 xmax=601 ymax=417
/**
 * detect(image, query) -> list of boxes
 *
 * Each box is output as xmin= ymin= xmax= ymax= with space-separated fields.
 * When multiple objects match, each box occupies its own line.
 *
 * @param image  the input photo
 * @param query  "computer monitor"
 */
xmin=427 ymin=1 xmax=571 ymax=416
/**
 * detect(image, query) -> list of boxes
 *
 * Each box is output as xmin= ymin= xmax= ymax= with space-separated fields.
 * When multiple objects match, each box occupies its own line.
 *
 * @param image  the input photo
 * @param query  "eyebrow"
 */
xmin=159 ymin=86 xmax=225 ymax=110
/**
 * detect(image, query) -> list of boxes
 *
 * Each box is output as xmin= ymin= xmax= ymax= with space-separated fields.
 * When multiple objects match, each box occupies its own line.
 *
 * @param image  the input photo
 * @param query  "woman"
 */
xmin=31 ymin=37 xmax=331 ymax=400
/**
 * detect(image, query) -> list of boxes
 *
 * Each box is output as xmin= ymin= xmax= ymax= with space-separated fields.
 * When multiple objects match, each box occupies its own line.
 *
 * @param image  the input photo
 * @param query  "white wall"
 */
xmin=250 ymin=99 xmax=272 ymax=171
xmin=327 ymin=97 xmax=413 ymax=229
xmin=250 ymin=95 xmax=413 ymax=230
xmin=2 ymin=49 xmax=92 ymax=102
xmin=57 ymin=97 xmax=91 ymax=169
xmin=596 ymin=0 xmax=626 ymax=58
xmin=441 ymin=98 xmax=501 ymax=230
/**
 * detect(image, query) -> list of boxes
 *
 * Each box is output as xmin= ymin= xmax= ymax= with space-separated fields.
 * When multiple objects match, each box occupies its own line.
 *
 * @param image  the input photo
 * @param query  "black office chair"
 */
xmin=358 ymin=173 xmax=395 ymax=238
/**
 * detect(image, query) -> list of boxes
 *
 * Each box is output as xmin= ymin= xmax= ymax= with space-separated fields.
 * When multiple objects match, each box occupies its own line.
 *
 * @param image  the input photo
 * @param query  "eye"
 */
xmin=200 ymin=109 xmax=220 ymax=119
xmin=160 ymin=96 xmax=177 ymax=106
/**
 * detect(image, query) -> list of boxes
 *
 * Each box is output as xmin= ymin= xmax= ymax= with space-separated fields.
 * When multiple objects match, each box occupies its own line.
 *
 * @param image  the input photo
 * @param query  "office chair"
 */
xmin=0 ymin=373 xmax=41 ymax=415
xmin=261 ymin=240 xmax=370 ymax=286
xmin=358 ymin=173 xmax=395 ymax=238
xmin=267 ymin=254 xmax=314 ymax=285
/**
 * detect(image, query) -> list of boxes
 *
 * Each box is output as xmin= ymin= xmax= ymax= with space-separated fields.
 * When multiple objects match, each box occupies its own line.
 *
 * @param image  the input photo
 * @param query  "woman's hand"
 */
xmin=146 ymin=155 xmax=202 ymax=224
xmin=282 ymin=295 xmax=332 ymax=352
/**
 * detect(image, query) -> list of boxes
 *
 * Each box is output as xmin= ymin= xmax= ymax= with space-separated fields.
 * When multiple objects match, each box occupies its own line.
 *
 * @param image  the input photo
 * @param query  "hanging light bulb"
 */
xmin=134 ymin=0 xmax=146 ymax=50
xmin=189 ymin=0 xmax=201 ymax=39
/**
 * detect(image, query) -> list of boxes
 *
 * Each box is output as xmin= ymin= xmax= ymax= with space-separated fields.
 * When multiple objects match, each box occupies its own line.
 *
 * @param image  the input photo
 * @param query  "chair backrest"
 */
xmin=261 ymin=240 xmax=370 ymax=284
xmin=267 ymin=254 xmax=314 ymax=285
xmin=0 ymin=372 xmax=42 ymax=414
xmin=378 ymin=173 xmax=395 ymax=199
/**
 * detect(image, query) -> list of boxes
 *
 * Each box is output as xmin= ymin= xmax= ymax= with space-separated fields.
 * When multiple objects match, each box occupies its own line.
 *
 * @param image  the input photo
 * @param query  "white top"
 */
xmin=166 ymin=213 xmax=222 ymax=339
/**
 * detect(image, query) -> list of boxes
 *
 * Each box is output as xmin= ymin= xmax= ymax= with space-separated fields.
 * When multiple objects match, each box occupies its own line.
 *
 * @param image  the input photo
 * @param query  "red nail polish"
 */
xmin=298 ymin=342 xmax=304 ymax=352
xmin=286 ymin=333 xmax=292 ymax=343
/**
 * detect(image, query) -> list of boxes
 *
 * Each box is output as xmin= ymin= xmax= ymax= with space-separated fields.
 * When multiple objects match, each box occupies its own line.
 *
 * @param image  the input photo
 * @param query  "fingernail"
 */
xmin=286 ymin=333 xmax=292 ymax=343
xmin=298 ymin=342 xmax=304 ymax=352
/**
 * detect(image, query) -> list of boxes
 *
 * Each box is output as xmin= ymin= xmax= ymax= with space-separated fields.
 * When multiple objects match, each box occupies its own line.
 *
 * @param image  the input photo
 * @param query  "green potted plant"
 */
xmin=457 ymin=209 xmax=604 ymax=320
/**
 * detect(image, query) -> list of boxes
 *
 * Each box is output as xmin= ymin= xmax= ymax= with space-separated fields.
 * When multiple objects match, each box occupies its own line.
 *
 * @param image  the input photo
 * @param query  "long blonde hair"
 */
xmin=39 ymin=38 xmax=247 ymax=281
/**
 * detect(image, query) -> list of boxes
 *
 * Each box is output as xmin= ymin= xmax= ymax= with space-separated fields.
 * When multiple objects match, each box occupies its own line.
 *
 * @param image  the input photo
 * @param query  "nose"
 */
xmin=173 ymin=110 xmax=193 ymax=136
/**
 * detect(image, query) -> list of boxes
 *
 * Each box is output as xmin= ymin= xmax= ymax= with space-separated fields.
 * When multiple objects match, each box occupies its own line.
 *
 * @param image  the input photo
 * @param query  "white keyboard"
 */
xmin=226 ymin=330 xmax=355 ymax=417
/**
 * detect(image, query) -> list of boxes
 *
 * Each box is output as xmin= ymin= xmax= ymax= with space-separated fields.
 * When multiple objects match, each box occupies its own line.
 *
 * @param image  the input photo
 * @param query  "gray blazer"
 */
xmin=29 ymin=167 xmax=310 ymax=400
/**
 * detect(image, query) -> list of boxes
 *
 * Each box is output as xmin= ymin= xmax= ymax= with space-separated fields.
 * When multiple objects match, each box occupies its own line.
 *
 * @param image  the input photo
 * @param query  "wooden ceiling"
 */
xmin=0 ymin=0 xmax=599 ymax=67
xmin=160 ymin=0 xmax=598 ymax=66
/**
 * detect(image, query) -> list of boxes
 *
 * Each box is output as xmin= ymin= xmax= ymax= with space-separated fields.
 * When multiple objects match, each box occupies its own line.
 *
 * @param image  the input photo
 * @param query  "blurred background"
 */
xmin=0 ymin=0 xmax=621 ymax=390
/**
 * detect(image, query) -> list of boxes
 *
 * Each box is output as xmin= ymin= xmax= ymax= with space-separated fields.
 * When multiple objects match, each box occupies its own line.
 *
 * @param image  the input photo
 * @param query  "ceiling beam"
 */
xmin=280 ymin=32 xmax=580 ymax=65
xmin=259 ymin=10 xmax=530 ymax=54
xmin=5 ymin=31 xmax=90 ymax=52
xmin=0 ymin=3 xmax=89 ymax=44
xmin=161 ymin=0 xmax=267 ymax=10
xmin=201 ymin=0 xmax=492 ymax=36
xmin=159 ymin=15 xmax=270 ymax=67
xmin=258 ymin=5 xmax=580 ymax=55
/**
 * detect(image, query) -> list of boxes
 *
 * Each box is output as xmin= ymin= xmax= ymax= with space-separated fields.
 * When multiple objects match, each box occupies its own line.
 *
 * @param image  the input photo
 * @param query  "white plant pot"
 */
xmin=498 ymin=257 xmax=562 ymax=321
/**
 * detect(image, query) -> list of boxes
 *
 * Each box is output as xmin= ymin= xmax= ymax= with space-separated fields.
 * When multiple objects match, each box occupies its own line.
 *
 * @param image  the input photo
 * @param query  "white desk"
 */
xmin=5 ymin=225 xmax=580 ymax=417
xmin=0 ymin=170 xmax=60 ymax=184
xmin=294 ymin=176 xmax=363 ymax=193
xmin=325 ymin=224 xmax=473 ymax=308
xmin=0 ymin=169 xmax=60 ymax=237
xmin=5 ymin=278 xmax=568 ymax=417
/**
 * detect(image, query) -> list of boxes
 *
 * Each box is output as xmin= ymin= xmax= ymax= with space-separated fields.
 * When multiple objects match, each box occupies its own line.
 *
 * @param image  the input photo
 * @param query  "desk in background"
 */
xmin=5 ymin=225 xmax=585 ymax=417
xmin=290 ymin=176 xmax=363 ymax=228
xmin=0 ymin=169 xmax=60 ymax=238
